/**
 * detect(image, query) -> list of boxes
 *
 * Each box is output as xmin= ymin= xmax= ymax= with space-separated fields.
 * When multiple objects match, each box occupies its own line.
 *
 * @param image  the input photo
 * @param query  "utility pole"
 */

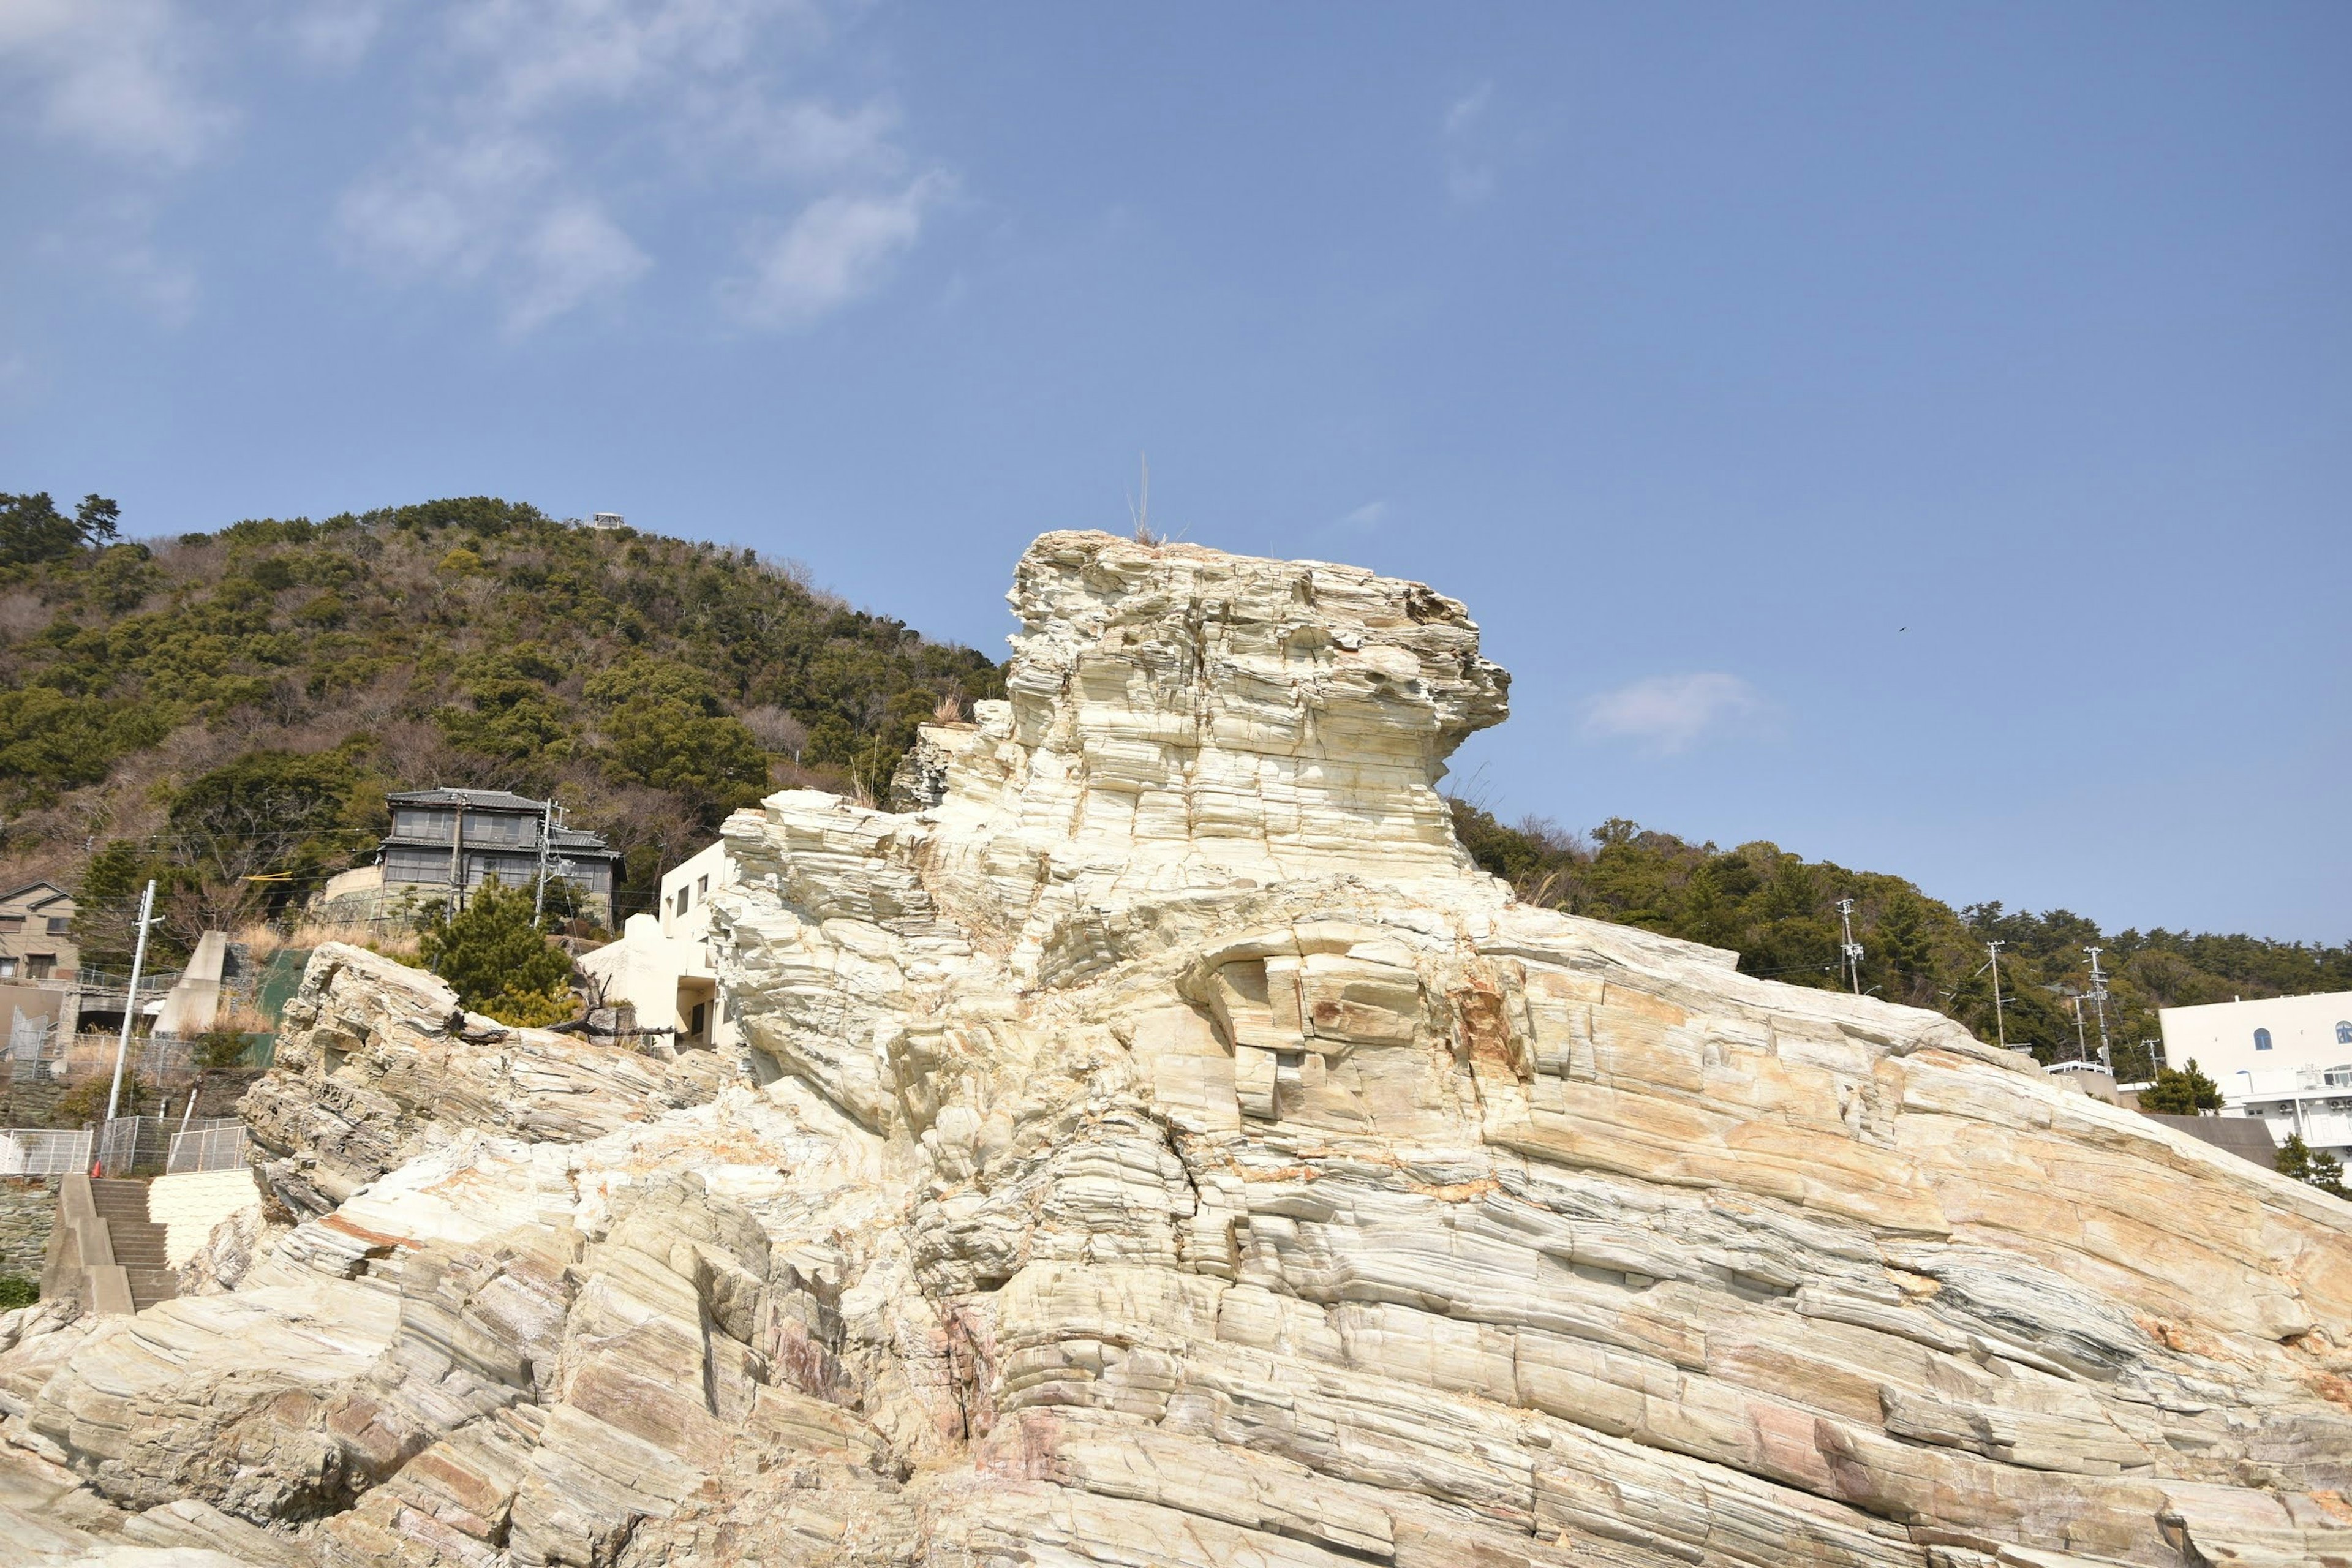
xmin=103 ymin=878 xmax=157 ymax=1136
xmin=533 ymin=797 xmax=555 ymax=921
xmin=2071 ymin=994 xmax=2089 ymax=1063
xmin=446 ymin=796 xmax=469 ymax=915
xmin=1985 ymin=941 xmax=2008 ymax=1050
xmin=1835 ymin=898 xmax=1864 ymax=996
xmin=2083 ymin=946 xmax=2113 ymax=1070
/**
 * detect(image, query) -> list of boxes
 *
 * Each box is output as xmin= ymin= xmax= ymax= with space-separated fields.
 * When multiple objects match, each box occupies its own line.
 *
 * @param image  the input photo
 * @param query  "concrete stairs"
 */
xmin=40 ymin=1174 xmax=178 ymax=1314
xmin=89 ymin=1179 xmax=176 ymax=1311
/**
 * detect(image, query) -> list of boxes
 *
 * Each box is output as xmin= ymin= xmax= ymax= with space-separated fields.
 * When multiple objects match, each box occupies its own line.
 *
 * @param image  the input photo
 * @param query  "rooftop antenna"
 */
xmin=1834 ymin=897 xmax=1863 ymax=995
xmin=2083 ymin=946 xmax=2113 ymax=1070
xmin=1985 ymin=940 xmax=2008 ymax=1050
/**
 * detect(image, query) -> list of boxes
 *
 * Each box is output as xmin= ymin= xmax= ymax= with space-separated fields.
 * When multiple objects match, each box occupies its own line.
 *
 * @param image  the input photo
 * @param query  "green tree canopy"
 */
xmin=162 ymin=748 xmax=379 ymax=937
xmin=2274 ymin=1133 xmax=2350 ymax=1199
xmin=0 ymin=491 xmax=118 ymax=565
xmin=418 ymin=877 xmax=578 ymax=1027
xmin=2138 ymin=1059 xmax=2225 ymax=1115
xmin=585 ymin=655 xmax=770 ymax=822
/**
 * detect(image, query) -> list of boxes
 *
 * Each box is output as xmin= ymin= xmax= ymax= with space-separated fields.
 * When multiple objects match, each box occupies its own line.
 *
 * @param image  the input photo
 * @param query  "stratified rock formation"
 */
xmin=4 ymin=530 xmax=2349 ymax=1568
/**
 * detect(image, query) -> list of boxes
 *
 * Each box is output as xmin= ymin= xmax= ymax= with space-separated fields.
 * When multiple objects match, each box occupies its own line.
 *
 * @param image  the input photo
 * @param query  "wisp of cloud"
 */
xmin=1578 ymin=672 xmax=1771 ymax=755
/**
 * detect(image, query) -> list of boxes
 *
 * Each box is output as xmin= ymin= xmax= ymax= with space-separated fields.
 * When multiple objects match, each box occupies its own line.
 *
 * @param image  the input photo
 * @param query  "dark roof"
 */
xmin=387 ymin=787 xmax=549 ymax=813
xmin=2141 ymin=1112 xmax=2277 ymax=1169
xmin=0 ymin=881 xmax=72 ymax=908
xmin=378 ymin=826 xmax=622 ymax=860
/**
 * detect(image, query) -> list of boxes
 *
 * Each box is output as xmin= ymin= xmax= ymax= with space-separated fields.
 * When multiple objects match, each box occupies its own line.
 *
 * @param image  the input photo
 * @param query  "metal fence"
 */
xmin=0 ymin=1126 xmax=92 ymax=1177
xmin=166 ymin=1118 xmax=249 ymax=1174
xmin=96 ymin=1114 xmax=170 ymax=1176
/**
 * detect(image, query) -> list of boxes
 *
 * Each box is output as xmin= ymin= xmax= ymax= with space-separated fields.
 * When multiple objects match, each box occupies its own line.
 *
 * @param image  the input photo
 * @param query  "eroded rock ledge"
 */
xmin=4 ymin=530 xmax=2348 ymax=1568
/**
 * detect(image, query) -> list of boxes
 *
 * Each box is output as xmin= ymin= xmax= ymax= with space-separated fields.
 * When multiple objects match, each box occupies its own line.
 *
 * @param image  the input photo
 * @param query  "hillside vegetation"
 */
xmin=0 ymin=492 xmax=1000 ymax=954
xmin=1450 ymin=802 xmax=2351 ymax=1080
xmin=2 ymin=488 xmax=2341 ymax=1068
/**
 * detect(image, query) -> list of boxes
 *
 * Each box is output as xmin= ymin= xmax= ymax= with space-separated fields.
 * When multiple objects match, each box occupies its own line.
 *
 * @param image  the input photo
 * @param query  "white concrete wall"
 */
xmin=658 ymin=840 xmax=735 ymax=945
xmin=580 ymin=914 xmax=690 ymax=1031
xmin=2160 ymin=990 xmax=2352 ymax=1091
xmin=148 ymin=1167 xmax=260 ymax=1267
xmin=579 ymin=840 xmax=739 ymax=1049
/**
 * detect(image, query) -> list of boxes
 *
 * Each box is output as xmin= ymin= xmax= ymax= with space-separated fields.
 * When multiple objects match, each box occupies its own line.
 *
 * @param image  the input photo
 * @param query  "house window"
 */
xmin=689 ymin=1001 xmax=707 ymax=1040
xmin=45 ymin=917 xmax=68 ymax=935
xmin=697 ymin=875 xmax=709 ymax=896
xmin=676 ymin=886 xmax=690 ymax=917
xmin=2254 ymin=1028 xmax=2272 ymax=1052
xmin=0 ymin=916 xmax=20 ymax=932
xmin=0 ymin=959 xmax=15 ymax=979
xmin=2338 ymin=1021 xmax=2352 ymax=1045
xmin=25 ymin=955 xmax=53 ymax=979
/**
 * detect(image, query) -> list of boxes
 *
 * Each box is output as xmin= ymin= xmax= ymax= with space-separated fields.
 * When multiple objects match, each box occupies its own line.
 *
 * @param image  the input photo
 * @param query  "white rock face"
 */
xmin=6 ymin=530 xmax=2351 ymax=1568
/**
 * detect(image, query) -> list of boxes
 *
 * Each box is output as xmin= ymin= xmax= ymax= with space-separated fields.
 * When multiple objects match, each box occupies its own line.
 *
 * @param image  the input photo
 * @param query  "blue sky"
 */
xmin=2 ymin=3 xmax=2346 ymax=940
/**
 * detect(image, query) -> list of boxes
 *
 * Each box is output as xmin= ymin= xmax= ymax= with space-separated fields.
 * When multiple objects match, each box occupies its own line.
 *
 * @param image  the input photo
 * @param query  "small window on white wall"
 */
xmin=2338 ymin=1021 xmax=2352 ymax=1045
xmin=2254 ymin=1028 xmax=2272 ymax=1051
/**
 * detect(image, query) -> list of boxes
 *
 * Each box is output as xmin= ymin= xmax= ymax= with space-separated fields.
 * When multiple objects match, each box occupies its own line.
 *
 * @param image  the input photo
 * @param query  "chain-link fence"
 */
xmin=0 ymin=1126 xmax=92 ymax=1176
xmin=165 ymin=1118 xmax=249 ymax=1174
xmin=97 ymin=1114 xmax=171 ymax=1176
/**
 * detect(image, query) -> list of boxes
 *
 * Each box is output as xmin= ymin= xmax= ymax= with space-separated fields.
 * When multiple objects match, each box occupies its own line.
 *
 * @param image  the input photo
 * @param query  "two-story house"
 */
xmin=0 ymin=882 xmax=77 ymax=985
xmin=379 ymin=788 xmax=625 ymax=920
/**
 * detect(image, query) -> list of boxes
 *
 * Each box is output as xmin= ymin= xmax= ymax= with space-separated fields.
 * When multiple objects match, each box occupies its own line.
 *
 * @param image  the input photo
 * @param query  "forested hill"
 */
xmin=0 ymin=492 xmax=1000 ymax=949
xmin=2 ymin=488 xmax=2342 ymax=1065
xmin=1450 ymin=803 xmax=2351 ymax=1080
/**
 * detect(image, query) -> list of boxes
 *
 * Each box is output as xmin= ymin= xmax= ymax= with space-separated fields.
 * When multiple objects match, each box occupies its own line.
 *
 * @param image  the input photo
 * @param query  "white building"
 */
xmin=577 ymin=840 xmax=737 ymax=1049
xmin=2159 ymin=990 xmax=2352 ymax=1166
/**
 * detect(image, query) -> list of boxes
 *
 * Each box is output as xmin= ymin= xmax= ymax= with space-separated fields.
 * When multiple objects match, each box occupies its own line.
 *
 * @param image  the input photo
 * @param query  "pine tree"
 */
xmin=2275 ymin=1133 xmax=2350 ymax=1199
xmin=417 ymin=878 xmax=578 ymax=1028
xmin=2138 ymin=1058 xmax=2223 ymax=1115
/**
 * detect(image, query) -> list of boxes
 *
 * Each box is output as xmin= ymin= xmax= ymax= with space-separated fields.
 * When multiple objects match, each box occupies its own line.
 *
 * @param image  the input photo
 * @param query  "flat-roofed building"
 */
xmin=578 ymin=839 xmax=737 ymax=1050
xmin=2160 ymin=990 xmax=2352 ymax=1169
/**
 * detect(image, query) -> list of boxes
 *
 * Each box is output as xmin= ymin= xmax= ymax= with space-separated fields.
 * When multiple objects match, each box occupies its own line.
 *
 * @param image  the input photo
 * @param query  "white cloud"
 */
xmin=722 ymin=173 xmax=948 ymax=329
xmin=0 ymin=0 xmax=232 ymax=169
xmin=1332 ymin=500 xmax=1387 ymax=531
xmin=1441 ymin=81 xmax=1495 ymax=205
xmin=448 ymin=0 xmax=790 ymax=119
xmin=331 ymin=0 xmax=937 ymax=333
xmin=1578 ymin=673 xmax=1773 ymax=755
xmin=1443 ymin=83 xmax=1490 ymax=139
xmin=107 ymin=236 xmax=199 ymax=325
xmin=339 ymin=134 xmax=556 ymax=280
xmin=284 ymin=1 xmax=389 ymax=70
xmin=690 ymin=91 xmax=901 ymax=179
xmin=508 ymin=199 xmax=652 ymax=333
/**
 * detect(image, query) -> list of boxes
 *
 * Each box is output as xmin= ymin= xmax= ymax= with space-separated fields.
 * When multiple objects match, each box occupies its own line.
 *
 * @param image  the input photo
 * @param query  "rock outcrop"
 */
xmin=4 ymin=530 xmax=2348 ymax=1568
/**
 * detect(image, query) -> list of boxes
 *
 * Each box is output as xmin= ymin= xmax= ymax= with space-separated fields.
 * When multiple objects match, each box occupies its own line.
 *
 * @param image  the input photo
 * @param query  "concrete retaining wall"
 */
xmin=147 ymin=1167 xmax=261 ymax=1267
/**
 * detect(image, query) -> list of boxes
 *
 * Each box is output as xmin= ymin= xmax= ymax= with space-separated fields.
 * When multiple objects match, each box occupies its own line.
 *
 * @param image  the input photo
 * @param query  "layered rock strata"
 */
xmin=4 ymin=530 xmax=2349 ymax=1568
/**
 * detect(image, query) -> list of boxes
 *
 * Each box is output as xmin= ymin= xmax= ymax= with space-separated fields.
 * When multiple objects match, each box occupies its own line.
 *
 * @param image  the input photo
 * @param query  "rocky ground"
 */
xmin=3 ymin=530 xmax=2348 ymax=1567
